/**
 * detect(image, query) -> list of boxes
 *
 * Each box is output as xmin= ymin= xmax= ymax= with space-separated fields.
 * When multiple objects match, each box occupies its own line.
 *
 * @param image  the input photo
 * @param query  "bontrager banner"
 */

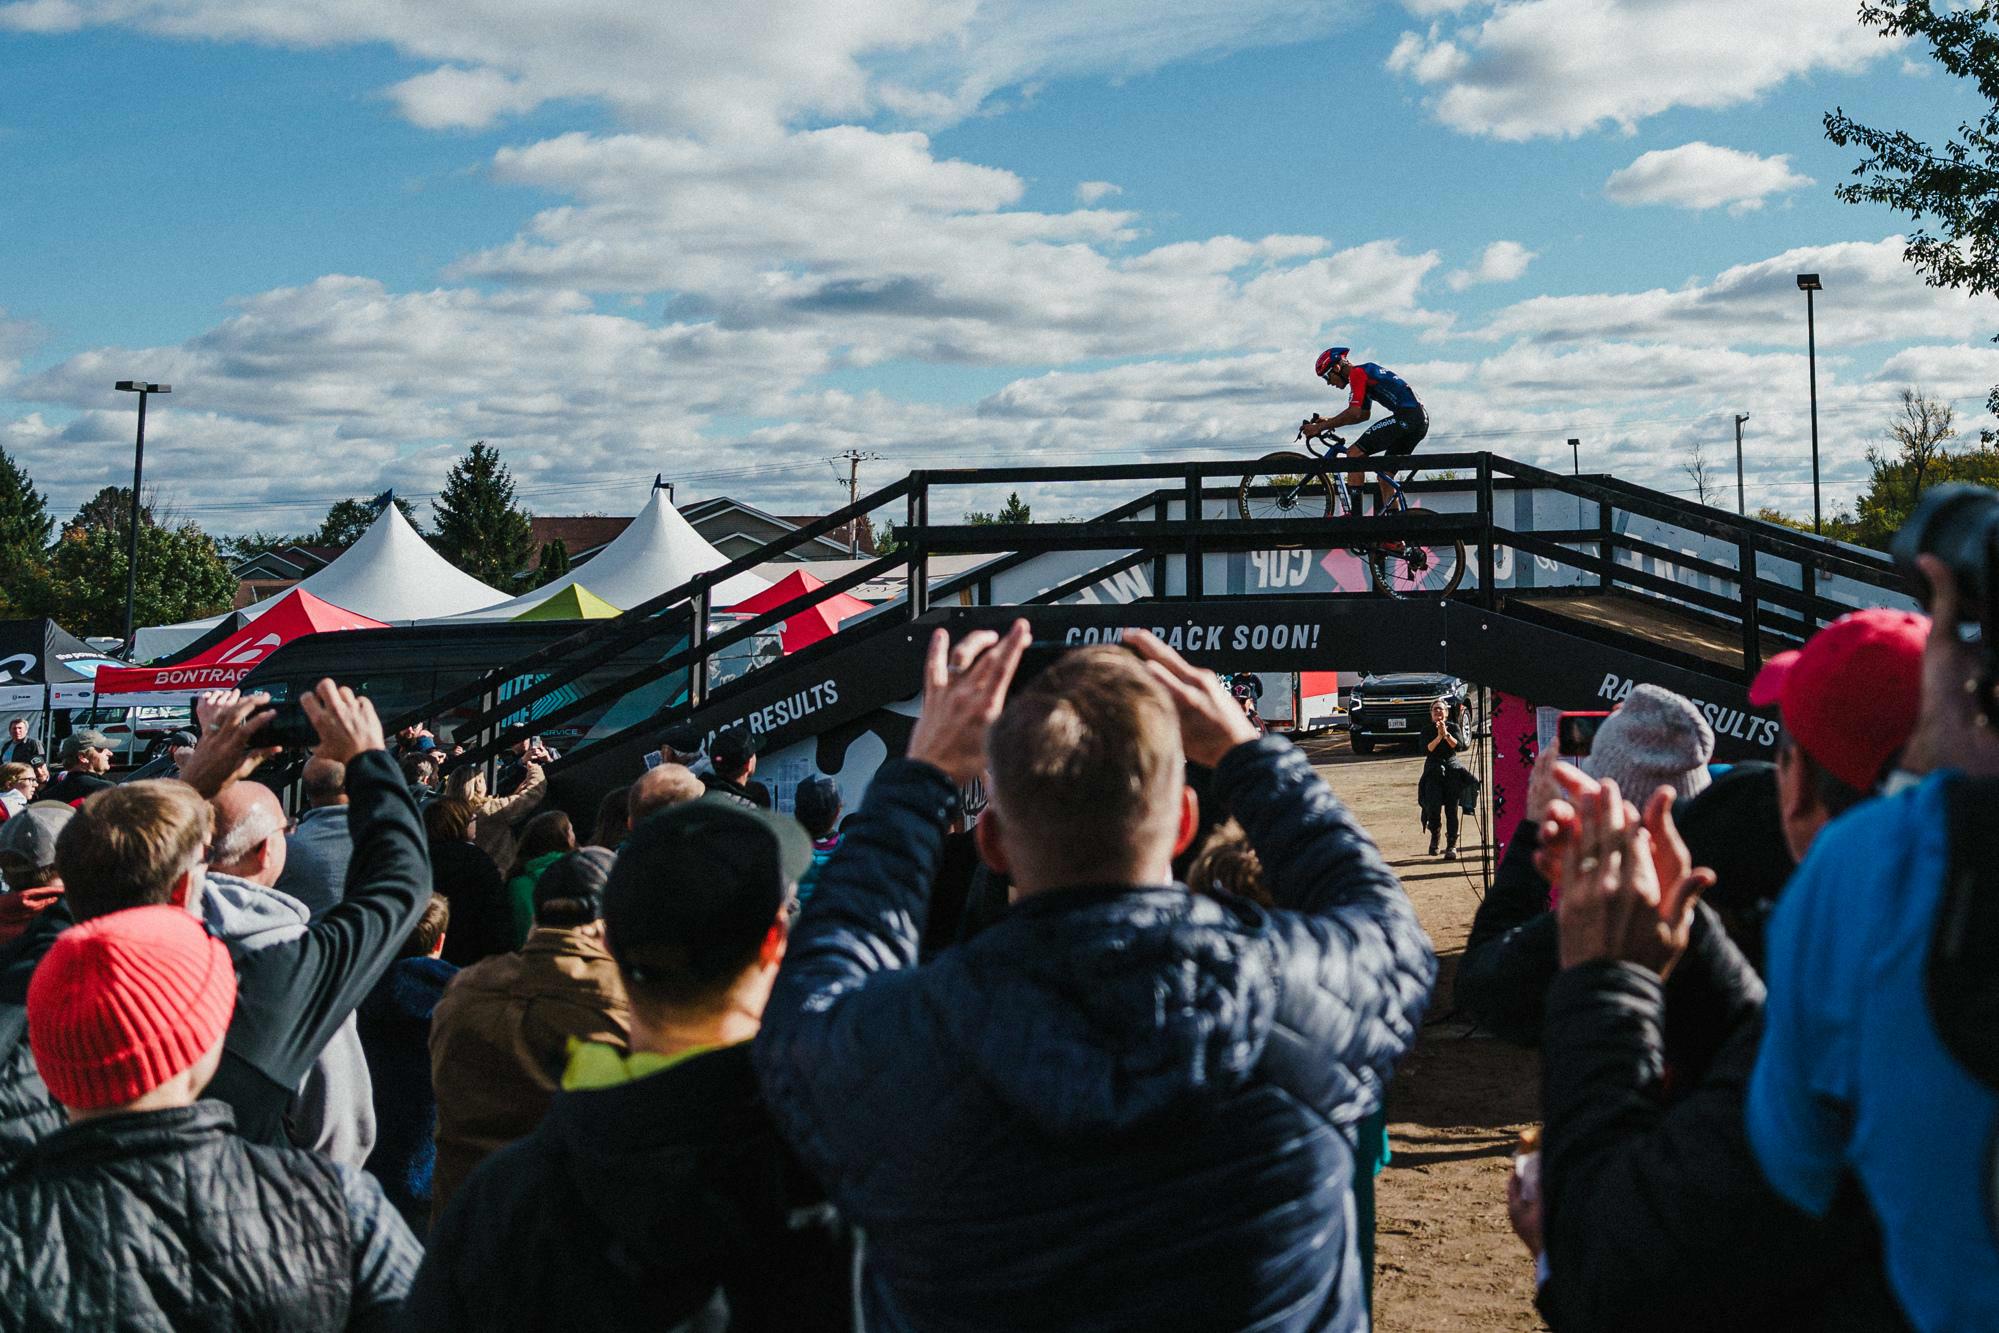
xmin=94 ymin=591 xmax=383 ymax=708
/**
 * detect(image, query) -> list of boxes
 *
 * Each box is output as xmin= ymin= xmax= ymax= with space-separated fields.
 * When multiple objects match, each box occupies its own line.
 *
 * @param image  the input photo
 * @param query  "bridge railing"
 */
xmin=406 ymin=450 xmax=1907 ymax=777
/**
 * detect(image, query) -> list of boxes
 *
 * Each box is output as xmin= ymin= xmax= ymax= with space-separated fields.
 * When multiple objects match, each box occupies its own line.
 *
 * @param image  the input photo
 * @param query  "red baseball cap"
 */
xmin=1749 ymin=608 xmax=1929 ymax=792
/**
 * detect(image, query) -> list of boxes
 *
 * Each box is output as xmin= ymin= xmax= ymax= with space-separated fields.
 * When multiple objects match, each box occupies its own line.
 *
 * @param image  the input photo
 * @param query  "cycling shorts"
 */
xmin=1352 ymin=408 xmax=1428 ymax=458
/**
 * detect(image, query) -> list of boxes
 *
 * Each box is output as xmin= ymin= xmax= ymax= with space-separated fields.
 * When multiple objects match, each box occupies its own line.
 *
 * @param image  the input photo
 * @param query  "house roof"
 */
xmin=529 ymin=516 xmax=633 ymax=561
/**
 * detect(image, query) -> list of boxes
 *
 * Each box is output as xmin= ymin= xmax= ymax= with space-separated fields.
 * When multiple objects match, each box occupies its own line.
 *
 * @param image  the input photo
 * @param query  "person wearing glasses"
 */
xmin=0 ymin=763 xmax=39 ymax=817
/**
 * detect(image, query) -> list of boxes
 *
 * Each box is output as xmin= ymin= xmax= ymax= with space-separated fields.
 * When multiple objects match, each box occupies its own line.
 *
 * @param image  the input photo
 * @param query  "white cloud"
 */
xmin=383 ymin=65 xmax=540 ymax=131
xmin=1386 ymin=0 xmax=1889 ymax=140
xmin=1446 ymin=240 xmax=1536 ymax=291
xmin=449 ymin=126 xmax=1447 ymax=364
xmin=1075 ymin=180 xmax=1121 ymax=204
xmin=1476 ymin=236 xmax=1989 ymax=349
xmin=0 ymin=0 xmax=1347 ymax=135
xmin=1605 ymin=142 xmax=1813 ymax=214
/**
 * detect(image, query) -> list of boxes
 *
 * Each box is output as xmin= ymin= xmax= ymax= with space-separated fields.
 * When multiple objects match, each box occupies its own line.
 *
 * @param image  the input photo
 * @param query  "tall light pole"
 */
xmin=1733 ymin=413 xmax=1750 ymax=516
xmin=1567 ymin=438 xmax=1580 ymax=476
xmin=112 ymin=381 xmax=169 ymax=657
xmin=1796 ymin=274 xmax=1823 ymax=534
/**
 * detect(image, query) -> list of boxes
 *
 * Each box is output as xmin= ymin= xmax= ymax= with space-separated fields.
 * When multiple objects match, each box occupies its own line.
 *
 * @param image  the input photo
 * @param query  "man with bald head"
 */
xmin=277 ymin=755 xmax=353 ymax=918
xmin=627 ymin=762 xmax=703 ymax=830
xmin=205 ymin=775 xmax=377 ymax=1168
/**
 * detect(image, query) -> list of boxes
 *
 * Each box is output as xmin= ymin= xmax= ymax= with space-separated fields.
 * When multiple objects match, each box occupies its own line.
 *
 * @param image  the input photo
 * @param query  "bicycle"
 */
xmin=1235 ymin=420 xmax=1465 ymax=598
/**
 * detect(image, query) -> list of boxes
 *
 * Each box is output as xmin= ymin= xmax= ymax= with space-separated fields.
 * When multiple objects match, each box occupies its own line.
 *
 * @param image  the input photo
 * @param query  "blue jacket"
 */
xmin=356 ymin=955 xmax=456 ymax=1235
xmin=755 ymin=737 xmax=1436 ymax=1332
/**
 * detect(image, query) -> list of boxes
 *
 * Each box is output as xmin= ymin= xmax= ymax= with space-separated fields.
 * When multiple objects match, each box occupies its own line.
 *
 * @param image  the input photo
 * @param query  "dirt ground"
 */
xmin=1298 ymin=734 xmax=1547 ymax=1332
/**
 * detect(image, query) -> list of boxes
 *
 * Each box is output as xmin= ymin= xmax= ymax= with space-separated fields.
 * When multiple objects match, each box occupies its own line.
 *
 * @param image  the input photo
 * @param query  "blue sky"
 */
xmin=2 ymin=1 xmax=1992 ymax=532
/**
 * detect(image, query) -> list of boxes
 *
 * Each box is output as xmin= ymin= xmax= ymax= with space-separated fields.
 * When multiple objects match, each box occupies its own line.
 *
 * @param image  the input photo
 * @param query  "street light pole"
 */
xmin=1733 ymin=413 xmax=1750 ymax=516
xmin=112 ymin=381 xmax=170 ymax=658
xmin=1796 ymin=274 xmax=1823 ymax=534
xmin=1567 ymin=438 xmax=1579 ymax=476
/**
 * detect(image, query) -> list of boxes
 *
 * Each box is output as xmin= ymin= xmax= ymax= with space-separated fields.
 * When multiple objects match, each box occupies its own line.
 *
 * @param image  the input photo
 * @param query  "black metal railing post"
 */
xmin=1476 ymin=454 xmax=1497 ymax=609
xmin=1739 ymin=537 xmax=1762 ymax=674
xmin=1183 ymin=468 xmax=1204 ymax=599
xmin=689 ymin=586 xmax=710 ymax=710
xmin=1151 ymin=497 xmax=1168 ymax=600
xmin=1597 ymin=496 xmax=1615 ymax=593
xmin=908 ymin=473 xmax=930 ymax=618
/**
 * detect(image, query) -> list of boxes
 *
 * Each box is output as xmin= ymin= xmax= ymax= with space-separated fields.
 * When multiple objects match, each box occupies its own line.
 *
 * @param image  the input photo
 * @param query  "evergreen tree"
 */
xmin=964 ymin=492 xmax=1032 ymax=525
xmin=1827 ymin=4 xmax=1999 ymax=438
xmin=431 ymin=442 xmax=535 ymax=591
xmin=0 ymin=447 xmax=53 ymax=613
xmin=312 ymin=493 xmax=423 ymax=547
xmin=534 ymin=538 xmax=571 ymax=588
xmin=0 ymin=446 xmax=51 ymax=556
xmin=19 ymin=521 xmax=237 ymax=637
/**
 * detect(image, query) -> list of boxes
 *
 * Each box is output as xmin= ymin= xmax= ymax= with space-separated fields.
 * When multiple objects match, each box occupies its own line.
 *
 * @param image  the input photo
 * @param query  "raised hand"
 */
xmin=300 ymin=679 xmax=387 ymax=766
xmin=906 ymin=620 xmax=1032 ymax=784
xmin=1122 ymin=628 xmax=1262 ymax=767
xmin=1901 ymin=554 xmax=1990 ymax=776
xmin=1556 ymin=779 xmax=1712 ymax=977
xmin=178 ymin=690 xmax=278 ymax=798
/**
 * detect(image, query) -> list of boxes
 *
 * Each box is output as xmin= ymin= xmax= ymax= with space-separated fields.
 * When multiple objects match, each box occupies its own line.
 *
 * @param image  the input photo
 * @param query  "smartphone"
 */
xmin=260 ymin=700 xmax=319 ymax=750
xmin=1556 ymin=710 xmax=1610 ymax=757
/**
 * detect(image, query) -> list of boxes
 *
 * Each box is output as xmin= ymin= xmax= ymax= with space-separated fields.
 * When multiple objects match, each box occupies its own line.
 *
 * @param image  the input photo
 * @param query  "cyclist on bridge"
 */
xmin=1303 ymin=347 xmax=1429 ymax=512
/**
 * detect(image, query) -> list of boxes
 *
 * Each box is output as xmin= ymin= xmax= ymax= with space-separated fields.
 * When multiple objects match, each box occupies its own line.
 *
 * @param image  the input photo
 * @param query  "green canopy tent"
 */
xmin=510 ymin=583 xmax=620 ymax=622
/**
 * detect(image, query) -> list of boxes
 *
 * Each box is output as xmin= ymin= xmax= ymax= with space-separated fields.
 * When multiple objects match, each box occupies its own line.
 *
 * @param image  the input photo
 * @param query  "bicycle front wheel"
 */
xmin=1237 ymin=452 xmax=1339 ymax=536
xmin=1369 ymin=509 xmax=1465 ymax=599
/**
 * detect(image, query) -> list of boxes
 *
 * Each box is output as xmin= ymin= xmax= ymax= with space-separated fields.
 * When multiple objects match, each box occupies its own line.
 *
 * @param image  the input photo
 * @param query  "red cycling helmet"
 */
xmin=1315 ymin=347 xmax=1350 ymax=380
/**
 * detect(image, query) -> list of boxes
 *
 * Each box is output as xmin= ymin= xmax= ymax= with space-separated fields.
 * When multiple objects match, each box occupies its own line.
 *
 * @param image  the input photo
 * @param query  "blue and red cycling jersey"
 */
xmin=1346 ymin=363 xmax=1423 ymax=417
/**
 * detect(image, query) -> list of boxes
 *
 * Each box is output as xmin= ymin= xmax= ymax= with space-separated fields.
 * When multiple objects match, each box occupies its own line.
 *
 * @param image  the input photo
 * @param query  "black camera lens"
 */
xmin=1890 ymin=483 xmax=1999 ymax=623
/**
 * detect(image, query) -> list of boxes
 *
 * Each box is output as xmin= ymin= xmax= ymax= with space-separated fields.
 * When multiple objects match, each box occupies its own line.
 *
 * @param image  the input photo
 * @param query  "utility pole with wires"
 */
xmin=832 ymin=450 xmax=880 ymax=557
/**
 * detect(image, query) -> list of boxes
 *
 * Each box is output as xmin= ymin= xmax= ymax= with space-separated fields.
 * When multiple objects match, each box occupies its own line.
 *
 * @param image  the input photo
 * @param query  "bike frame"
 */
xmin=1304 ymin=435 xmax=1412 ymax=520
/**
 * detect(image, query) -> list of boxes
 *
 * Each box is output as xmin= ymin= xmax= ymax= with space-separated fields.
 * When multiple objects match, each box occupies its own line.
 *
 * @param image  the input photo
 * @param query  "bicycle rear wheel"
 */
xmin=1237 ymin=452 xmax=1338 ymax=545
xmin=1369 ymin=509 xmax=1465 ymax=599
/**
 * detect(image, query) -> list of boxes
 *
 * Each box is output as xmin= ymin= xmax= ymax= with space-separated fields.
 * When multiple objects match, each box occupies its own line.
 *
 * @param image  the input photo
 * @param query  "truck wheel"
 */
xmin=1350 ymin=733 xmax=1375 ymax=756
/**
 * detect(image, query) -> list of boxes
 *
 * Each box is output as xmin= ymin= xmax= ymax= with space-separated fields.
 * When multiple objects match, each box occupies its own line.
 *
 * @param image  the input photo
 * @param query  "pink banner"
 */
xmin=1490 ymin=689 xmax=1540 ymax=849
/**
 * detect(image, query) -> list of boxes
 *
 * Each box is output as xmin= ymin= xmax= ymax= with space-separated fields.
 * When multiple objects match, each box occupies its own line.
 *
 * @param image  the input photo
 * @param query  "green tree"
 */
xmin=218 ymin=529 xmax=300 ymax=563
xmin=0 ymin=447 xmax=51 ymax=556
xmin=20 ymin=522 xmax=237 ymax=637
xmin=534 ymin=538 xmax=570 ymax=588
xmin=312 ymin=494 xmax=422 ymax=547
xmin=964 ymin=491 xmax=1032 ymax=524
xmin=0 ymin=447 xmax=52 ymax=613
xmin=1827 ymin=3 xmax=1999 ymax=438
xmin=872 ymin=517 xmax=904 ymax=555
xmin=431 ymin=441 xmax=535 ymax=591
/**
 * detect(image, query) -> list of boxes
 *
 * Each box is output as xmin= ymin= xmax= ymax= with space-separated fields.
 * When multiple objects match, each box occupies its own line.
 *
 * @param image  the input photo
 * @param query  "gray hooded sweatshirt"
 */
xmin=202 ymin=873 xmax=377 ymax=1168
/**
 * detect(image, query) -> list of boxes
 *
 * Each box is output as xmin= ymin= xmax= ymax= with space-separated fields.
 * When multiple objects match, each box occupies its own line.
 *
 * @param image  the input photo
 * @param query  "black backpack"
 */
xmin=1929 ymin=775 xmax=1999 ymax=1090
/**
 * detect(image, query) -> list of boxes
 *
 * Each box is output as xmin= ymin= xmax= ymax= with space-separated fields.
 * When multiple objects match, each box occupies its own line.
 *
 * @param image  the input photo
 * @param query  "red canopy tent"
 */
xmin=728 ymin=569 xmax=872 ymax=654
xmin=94 ymin=589 xmax=384 ymax=707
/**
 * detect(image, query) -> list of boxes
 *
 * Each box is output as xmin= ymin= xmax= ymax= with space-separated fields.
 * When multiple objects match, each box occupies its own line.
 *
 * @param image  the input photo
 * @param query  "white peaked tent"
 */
xmin=438 ymin=488 xmax=768 ymax=622
xmin=133 ymin=504 xmax=510 ymax=659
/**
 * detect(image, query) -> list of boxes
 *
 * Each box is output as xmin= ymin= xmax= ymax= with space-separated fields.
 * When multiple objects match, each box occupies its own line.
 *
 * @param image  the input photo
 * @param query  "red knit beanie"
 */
xmin=28 ymin=905 xmax=235 ymax=1111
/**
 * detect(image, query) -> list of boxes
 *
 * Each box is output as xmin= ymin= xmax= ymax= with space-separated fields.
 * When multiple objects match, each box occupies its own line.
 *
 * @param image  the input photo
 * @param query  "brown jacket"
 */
xmin=428 ymin=923 xmax=629 ymax=1221
xmin=469 ymin=765 xmax=547 ymax=868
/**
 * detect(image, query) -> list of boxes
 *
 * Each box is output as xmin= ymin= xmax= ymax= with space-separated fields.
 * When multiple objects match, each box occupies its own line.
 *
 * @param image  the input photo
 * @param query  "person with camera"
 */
xmin=0 ymin=682 xmax=433 ymax=1160
xmin=1748 ymin=528 xmax=1999 ymax=1331
xmin=754 ymin=622 xmax=1434 ymax=1331
xmin=1417 ymin=698 xmax=1472 ymax=859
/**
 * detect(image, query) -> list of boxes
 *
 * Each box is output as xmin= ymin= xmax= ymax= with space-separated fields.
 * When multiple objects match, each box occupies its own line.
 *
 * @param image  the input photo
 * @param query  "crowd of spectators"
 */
xmin=0 ymin=542 xmax=1990 ymax=1329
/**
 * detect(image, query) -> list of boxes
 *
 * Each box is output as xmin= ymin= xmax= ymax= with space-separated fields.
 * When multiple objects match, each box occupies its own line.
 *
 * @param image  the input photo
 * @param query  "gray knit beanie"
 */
xmin=1581 ymin=684 xmax=1714 ymax=804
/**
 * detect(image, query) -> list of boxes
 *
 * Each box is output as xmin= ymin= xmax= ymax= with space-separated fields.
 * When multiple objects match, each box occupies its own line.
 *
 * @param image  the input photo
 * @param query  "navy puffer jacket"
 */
xmin=755 ymin=736 xmax=1436 ymax=1332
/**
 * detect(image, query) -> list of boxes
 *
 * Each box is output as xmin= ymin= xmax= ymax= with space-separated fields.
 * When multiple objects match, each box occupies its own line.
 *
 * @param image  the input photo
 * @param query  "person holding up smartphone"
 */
xmin=1418 ymin=699 xmax=1471 ymax=858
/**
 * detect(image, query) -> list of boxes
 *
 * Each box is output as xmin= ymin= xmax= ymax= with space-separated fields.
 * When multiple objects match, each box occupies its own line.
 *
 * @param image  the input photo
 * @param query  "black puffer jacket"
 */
xmin=0 ymin=1100 xmax=420 ymax=1331
xmin=0 ymin=909 xmax=67 ymax=1163
xmin=755 ymin=738 xmax=1436 ymax=1332
xmin=1539 ymin=909 xmax=1910 ymax=1333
